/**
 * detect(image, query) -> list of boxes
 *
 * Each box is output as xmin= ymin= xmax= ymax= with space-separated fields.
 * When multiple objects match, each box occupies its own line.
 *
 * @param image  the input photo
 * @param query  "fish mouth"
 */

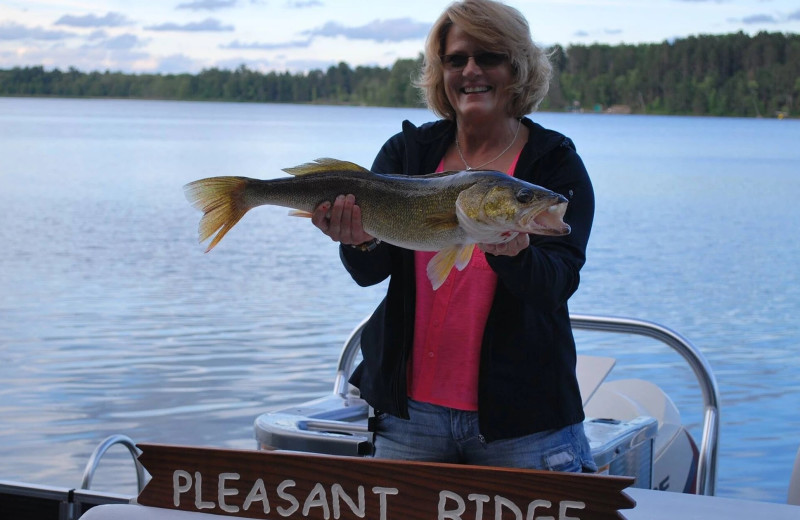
xmin=521 ymin=201 xmax=571 ymax=236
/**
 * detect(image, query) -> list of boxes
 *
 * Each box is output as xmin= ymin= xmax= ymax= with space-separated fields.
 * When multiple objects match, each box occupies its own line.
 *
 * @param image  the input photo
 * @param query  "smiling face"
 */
xmin=441 ymin=24 xmax=515 ymax=124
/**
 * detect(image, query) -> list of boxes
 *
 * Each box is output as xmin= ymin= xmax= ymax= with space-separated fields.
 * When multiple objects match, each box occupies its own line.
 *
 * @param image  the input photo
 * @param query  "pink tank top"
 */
xmin=408 ymin=153 xmax=521 ymax=410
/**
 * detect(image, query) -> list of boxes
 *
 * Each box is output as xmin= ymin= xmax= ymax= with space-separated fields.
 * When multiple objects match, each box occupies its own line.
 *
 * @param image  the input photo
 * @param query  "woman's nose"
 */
xmin=462 ymin=56 xmax=482 ymax=75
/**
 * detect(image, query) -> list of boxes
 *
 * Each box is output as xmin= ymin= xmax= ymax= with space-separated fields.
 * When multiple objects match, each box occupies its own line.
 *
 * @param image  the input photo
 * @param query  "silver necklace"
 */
xmin=455 ymin=118 xmax=521 ymax=171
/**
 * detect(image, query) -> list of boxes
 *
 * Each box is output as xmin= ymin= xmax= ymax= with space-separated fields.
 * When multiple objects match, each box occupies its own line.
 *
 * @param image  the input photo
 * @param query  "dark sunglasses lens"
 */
xmin=443 ymin=55 xmax=469 ymax=68
xmin=442 ymin=53 xmax=506 ymax=69
xmin=475 ymin=53 xmax=506 ymax=67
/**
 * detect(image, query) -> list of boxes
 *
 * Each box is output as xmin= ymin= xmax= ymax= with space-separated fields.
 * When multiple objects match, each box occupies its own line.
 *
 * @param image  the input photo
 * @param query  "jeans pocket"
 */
xmin=543 ymin=444 xmax=581 ymax=472
xmin=368 ymin=411 xmax=391 ymax=433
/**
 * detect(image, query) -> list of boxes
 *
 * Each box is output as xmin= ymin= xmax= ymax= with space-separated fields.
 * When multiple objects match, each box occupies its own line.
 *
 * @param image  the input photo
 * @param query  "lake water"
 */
xmin=1 ymin=98 xmax=798 ymax=504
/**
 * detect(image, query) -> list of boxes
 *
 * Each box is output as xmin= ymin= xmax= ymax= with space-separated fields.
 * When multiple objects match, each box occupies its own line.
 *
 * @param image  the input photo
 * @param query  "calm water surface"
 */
xmin=1 ymin=98 xmax=798 ymax=503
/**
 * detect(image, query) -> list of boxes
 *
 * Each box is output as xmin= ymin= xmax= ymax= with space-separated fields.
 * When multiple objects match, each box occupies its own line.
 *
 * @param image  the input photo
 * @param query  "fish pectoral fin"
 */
xmin=282 ymin=158 xmax=370 ymax=176
xmin=423 ymin=211 xmax=460 ymax=232
xmin=454 ymin=243 xmax=475 ymax=271
xmin=426 ymin=245 xmax=475 ymax=290
xmin=288 ymin=209 xmax=313 ymax=218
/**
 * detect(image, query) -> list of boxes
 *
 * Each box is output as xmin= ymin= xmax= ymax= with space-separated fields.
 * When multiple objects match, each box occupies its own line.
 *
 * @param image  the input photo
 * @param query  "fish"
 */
xmin=184 ymin=158 xmax=570 ymax=290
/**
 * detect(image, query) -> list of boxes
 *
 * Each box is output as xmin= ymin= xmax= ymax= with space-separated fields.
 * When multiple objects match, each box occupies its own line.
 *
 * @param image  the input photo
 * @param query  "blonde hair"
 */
xmin=416 ymin=0 xmax=552 ymax=120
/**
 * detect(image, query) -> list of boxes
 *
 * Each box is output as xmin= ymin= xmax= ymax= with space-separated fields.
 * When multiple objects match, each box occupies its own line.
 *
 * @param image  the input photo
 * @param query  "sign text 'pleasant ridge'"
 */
xmin=136 ymin=444 xmax=635 ymax=520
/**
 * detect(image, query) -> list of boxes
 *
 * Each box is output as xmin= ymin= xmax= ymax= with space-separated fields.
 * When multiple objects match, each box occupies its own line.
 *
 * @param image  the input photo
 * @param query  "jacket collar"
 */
xmin=400 ymin=116 xmax=572 ymax=175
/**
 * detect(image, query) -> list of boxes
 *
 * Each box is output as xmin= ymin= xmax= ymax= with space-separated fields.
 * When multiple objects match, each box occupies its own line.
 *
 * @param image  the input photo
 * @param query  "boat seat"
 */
xmin=583 ymin=378 xmax=683 ymax=458
xmin=576 ymin=354 xmax=616 ymax=406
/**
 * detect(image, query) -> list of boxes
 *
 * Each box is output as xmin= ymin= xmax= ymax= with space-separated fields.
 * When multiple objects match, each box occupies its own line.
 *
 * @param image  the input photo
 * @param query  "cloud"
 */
xmin=1 ymin=43 xmax=149 ymax=72
xmin=286 ymin=0 xmax=323 ymax=7
xmin=89 ymin=34 xmax=146 ymax=51
xmin=741 ymin=14 xmax=779 ymax=24
xmin=87 ymin=30 xmax=108 ymax=41
xmin=731 ymin=9 xmax=800 ymax=25
xmin=157 ymin=54 xmax=204 ymax=74
xmin=213 ymin=57 xmax=276 ymax=71
xmin=145 ymin=18 xmax=234 ymax=32
xmin=303 ymin=18 xmax=430 ymax=42
xmin=221 ymin=39 xmax=313 ymax=50
xmin=218 ymin=17 xmax=428 ymax=53
xmin=0 ymin=22 xmax=74 ymax=41
xmin=55 ymin=12 xmax=132 ymax=28
xmin=177 ymin=0 xmax=238 ymax=11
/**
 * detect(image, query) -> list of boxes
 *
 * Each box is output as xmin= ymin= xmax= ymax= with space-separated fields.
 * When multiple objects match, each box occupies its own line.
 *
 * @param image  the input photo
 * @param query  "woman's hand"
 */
xmin=479 ymin=233 xmax=530 ymax=257
xmin=311 ymin=194 xmax=374 ymax=246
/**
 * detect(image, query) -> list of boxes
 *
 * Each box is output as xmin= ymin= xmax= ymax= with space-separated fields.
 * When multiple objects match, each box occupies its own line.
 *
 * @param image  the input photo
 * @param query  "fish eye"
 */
xmin=516 ymin=188 xmax=534 ymax=203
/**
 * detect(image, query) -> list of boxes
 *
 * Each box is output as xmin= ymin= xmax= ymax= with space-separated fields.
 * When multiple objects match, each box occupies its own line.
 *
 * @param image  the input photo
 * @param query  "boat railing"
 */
xmin=81 ymin=434 xmax=147 ymax=494
xmin=331 ymin=313 xmax=720 ymax=497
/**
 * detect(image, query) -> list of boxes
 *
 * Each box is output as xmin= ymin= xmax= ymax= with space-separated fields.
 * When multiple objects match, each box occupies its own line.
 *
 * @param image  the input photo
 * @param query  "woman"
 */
xmin=312 ymin=0 xmax=595 ymax=472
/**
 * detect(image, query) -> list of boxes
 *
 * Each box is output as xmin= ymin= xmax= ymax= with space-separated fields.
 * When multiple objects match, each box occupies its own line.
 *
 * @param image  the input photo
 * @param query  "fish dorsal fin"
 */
xmin=424 ymin=211 xmax=460 ymax=231
xmin=282 ymin=158 xmax=370 ymax=176
xmin=426 ymin=244 xmax=475 ymax=290
xmin=413 ymin=170 xmax=465 ymax=179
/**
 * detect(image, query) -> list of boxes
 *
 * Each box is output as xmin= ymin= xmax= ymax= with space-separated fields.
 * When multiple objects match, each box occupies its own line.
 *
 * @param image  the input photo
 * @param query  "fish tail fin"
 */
xmin=426 ymin=244 xmax=475 ymax=290
xmin=183 ymin=176 xmax=251 ymax=252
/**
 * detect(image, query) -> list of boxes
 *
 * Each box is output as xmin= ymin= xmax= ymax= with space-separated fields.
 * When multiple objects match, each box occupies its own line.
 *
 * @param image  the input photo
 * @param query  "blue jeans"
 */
xmin=372 ymin=398 xmax=597 ymax=472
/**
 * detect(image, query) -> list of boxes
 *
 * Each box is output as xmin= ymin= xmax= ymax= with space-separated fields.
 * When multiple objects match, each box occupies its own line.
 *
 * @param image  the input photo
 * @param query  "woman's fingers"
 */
xmin=312 ymin=194 xmax=373 ymax=245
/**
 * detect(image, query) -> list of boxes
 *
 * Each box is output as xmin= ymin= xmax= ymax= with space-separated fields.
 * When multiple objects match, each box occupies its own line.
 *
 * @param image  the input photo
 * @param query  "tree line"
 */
xmin=1 ymin=31 xmax=797 ymax=118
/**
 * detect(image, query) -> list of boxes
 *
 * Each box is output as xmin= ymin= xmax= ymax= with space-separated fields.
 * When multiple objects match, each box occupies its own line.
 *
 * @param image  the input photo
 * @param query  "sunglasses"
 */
xmin=440 ymin=52 xmax=508 ymax=71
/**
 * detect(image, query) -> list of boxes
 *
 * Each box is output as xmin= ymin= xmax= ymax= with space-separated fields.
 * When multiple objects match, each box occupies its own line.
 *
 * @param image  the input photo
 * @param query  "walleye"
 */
xmin=184 ymin=158 xmax=570 ymax=290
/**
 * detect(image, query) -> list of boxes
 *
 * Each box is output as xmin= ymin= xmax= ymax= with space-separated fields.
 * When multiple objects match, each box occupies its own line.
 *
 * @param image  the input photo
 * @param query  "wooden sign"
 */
xmin=137 ymin=444 xmax=635 ymax=520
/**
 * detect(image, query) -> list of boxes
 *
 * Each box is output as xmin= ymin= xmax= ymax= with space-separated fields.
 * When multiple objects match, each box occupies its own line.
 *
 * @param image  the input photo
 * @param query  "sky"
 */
xmin=1 ymin=0 xmax=799 ymax=75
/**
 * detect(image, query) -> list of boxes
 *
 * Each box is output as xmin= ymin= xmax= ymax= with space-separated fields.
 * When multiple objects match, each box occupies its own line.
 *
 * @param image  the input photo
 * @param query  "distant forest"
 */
xmin=1 ymin=31 xmax=798 ymax=118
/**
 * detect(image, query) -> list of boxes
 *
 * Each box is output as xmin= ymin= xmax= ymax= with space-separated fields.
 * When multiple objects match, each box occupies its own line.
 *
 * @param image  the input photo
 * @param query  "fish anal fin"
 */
xmin=288 ymin=209 xmax=313 ymax=218
xmin=424 ymin=211 xmax=459 ymax=232
xmin=282 ymin=158 xmax=370 ymax=176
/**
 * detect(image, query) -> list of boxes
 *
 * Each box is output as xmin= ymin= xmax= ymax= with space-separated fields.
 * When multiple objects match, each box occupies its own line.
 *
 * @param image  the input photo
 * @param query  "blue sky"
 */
xmin=2 ymin=0 xmax=799 ymax=74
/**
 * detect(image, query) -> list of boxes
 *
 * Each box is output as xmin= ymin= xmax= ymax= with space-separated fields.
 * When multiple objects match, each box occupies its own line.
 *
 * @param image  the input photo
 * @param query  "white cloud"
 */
xmin=84 ymin=34 xmax=146 ymax=51
xmin=177 ymin=0 xmax=238 ymax=11
xmin=302 ymin=18 xmax=430 ymax=43
xmin=741 ymin=14 xmax=779 ymax=24
xmin=285 ymin=1 xmax=323 ymax=8
xmin=156 ymin=54 xmax=205 ymax=74
xmin=145 ymin=18 xmax=234 ymax=32
xmin=0 ymin=22 xmax=74 ymax=41
xmin=221 ymin=39 xmax=312 ymax=50
xmin=55 ymin=12 xmax=132 ymax=28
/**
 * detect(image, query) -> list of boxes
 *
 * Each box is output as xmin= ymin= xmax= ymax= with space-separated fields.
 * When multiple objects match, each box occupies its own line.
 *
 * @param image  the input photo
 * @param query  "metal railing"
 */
xmin=333 ymin=313 xmax=720 ymax=496
xmin=80 ymin=434 xmax=147 ymax=494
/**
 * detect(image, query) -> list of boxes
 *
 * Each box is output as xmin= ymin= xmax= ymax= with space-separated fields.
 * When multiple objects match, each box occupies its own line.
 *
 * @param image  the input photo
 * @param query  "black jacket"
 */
xmin=342 ymin=117 xmax=594 ymax=441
